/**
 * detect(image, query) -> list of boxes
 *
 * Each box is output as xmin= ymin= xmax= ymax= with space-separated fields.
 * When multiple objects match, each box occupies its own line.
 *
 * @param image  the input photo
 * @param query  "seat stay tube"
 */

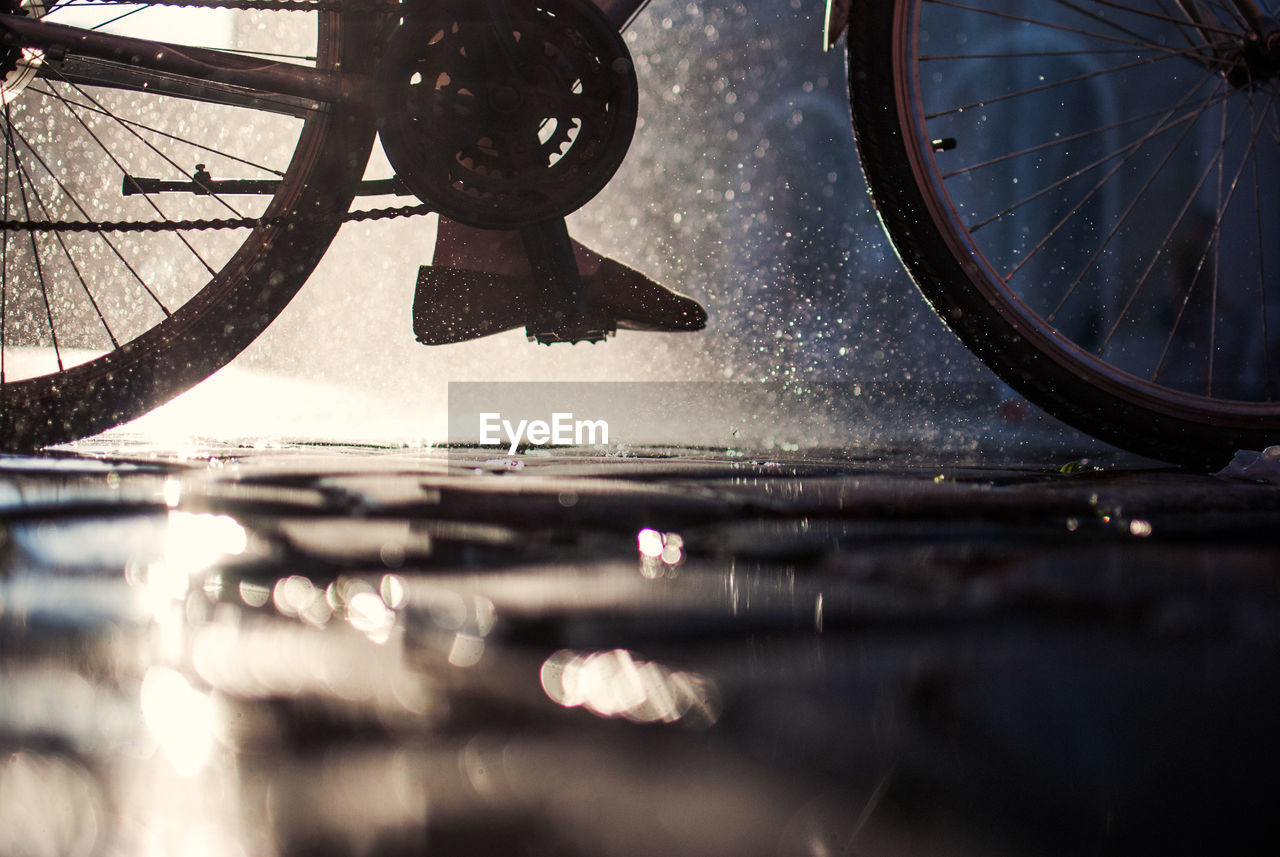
xmin=0 ymin=13 xmax=361 ymax=104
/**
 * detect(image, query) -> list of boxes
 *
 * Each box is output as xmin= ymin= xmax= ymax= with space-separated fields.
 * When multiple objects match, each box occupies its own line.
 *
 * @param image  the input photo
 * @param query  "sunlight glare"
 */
xmin=140 ymin=667 xmax=216 ymax=777
xmin=541 ymin=648 xmax=719 ymax=726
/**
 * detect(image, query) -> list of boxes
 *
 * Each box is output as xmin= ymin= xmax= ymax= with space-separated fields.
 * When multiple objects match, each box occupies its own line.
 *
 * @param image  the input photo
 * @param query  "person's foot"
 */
xmin=414 ymin=219 xmax=707 ymax=345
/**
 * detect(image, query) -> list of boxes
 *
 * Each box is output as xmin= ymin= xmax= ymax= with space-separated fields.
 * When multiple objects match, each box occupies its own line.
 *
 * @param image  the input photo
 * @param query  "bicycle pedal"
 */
xmin=529 ymin=329 xmax=618 ymax=345
xmin=526 ymin=310 xmax=617 ymax=345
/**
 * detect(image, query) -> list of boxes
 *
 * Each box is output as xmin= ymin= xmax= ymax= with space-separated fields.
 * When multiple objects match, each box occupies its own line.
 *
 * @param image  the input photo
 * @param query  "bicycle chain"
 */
xmin=0 ymin=201 xmax=434 ymax=233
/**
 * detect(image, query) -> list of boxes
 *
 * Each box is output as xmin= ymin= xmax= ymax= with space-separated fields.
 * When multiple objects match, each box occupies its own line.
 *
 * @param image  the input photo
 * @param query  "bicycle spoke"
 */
xmin=42 ymin=78 xmax=224 ymax=274
xmin=2 ymin=138 xmax=9 ymax=384
xmin=14 ymin=3 xmax=361 ymax=128
xmin=925 ymin=0 xmax=1233 ymax=54
xmin=1251 ymin=102 xmax=1272 ymax=397
xmin=1069 ymin=0 xmax=1243 ymax=37
xmin=8 ymin=133 xmax=119 ymax=349
xmin=1155 ymin=0 xmax=1205 ymax=48
xmin=1010 ymin=74 xmax=1222 ymax=339
xmin=187 ymin=46 xmax=317 ymax=62
xmin=43 ymin=73 xmax=257 ymax=222
xmin=946 ymin=82 xmax=1228 ymax=185
xmin=1208 ymin=96 xmax=1227 ymax=394
xmin=924 ymin=43 xmax=1231 ymax=121
xmin=7 ymin=120 xmax=171 ymax=318
xmin=41 ymin=56 xmax=323 ymax=118
xmin=923 ymin=47 xmax=1140 ymax=60
xmin=44 ymin=75 xmax=246 ymax=217
xmin=27 ymin=86 xmax=286 ymax=177
xmin=970 ymin=78 xmax=1222 ymax=239
xmin=1206 ymin=0 xmax=1248 ymax=31
xmin=5 ymin=107 xmax=62 ymax=371
xmin=88 ymin=4 xmax=148 ymax=30
xmin=1005 ymin=91 xmax=1213 ymax=288
xmin=1049 ymin=0 xmax=1191 ymax=46
xmin=1152 ymin=89 xmax=1276 ymax=386
xmin=1098 ymin=84 xmax=1242 ymax=356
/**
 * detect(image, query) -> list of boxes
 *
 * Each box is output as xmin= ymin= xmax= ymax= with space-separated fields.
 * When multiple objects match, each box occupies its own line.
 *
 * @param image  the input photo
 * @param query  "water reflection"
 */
xmin=139 ymin=666 xmax=215 ymax=777
xmin=271 ymin=575 xmax=332 ymax=627
xmin=540 ymin=648 xmax=719 ymax=726
xmin=7 ymin=447 xmax=1280 ymax=856
xmin=0 ymin=752 xmax=104 ymax=857
xmin=191 ymin=595 xmax=435 ymax=720
xmin=410 ymin=589 xmax=498 ymax=668
xmin=637 ymin=527 xmax=684 ymax=578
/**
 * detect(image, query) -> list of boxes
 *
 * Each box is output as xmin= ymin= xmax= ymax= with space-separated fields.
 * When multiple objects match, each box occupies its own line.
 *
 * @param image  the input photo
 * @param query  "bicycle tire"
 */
xmin=0 ymin=1 xmax=379 ymax=450
xmin=847 ymin=0 xmax=1280 ymax=468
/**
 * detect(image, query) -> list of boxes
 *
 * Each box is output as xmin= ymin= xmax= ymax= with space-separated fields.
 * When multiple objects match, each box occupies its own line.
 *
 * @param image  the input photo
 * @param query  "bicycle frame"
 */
xmin=0 ymin=0 xmax=835 ymax=117
xmin=0 ymin=1 xmax=652 ymax=125
xmin=0 ymin=12 xmax=355 ymax=111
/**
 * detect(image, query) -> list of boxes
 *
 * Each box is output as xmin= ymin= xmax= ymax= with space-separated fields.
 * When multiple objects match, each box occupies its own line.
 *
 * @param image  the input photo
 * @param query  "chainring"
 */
xmin=376 ymin=0 xmax=638 ymax=229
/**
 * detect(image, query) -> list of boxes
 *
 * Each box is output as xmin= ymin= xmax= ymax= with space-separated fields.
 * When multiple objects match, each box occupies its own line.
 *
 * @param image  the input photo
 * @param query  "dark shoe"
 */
xmin=413 ymin=258 xmax=707 ymax=345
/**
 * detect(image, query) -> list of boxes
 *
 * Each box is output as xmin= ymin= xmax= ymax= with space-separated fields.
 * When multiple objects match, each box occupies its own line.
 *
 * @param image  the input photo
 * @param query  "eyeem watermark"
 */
xmin=479 ymin=412 xmax=609 ymax=454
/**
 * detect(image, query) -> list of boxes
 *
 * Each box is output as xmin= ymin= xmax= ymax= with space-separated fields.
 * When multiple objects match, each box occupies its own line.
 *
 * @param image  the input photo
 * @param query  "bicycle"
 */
xmin=0 ymin=0 xmax=1277 ymax=466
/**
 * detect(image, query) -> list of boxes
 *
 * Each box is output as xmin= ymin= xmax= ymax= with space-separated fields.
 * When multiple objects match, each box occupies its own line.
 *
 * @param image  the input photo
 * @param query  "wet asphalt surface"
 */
xmin=3 ymin=441 xmax=1279 ymax=856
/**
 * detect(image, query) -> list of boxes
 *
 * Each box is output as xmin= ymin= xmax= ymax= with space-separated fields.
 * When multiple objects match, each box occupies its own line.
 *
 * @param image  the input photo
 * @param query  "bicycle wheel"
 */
xmin=0 ymin=0 xmax=379 ymax=450
xmin=847 ymin=0 xmax=1280 ymax=467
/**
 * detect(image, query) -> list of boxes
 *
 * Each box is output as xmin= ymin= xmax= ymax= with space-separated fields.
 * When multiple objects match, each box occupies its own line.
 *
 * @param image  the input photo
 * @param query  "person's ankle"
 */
xmin=433 ymin=219 xmax=530 ymax=277
xmin=434 ymin=217 xmax=603 ymax=278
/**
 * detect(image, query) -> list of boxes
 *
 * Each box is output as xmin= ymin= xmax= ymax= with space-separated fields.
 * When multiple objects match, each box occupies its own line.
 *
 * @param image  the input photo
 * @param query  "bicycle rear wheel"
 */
xmin=848 ymin=0 xmax=1280 ymax=467
xmin=0 ymin=0 xmax=378 ymax=449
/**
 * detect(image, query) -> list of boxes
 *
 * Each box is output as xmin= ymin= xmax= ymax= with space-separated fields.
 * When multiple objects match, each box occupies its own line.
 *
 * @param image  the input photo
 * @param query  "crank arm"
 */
xmin=521 ymin=218 xmax=615 ymax=345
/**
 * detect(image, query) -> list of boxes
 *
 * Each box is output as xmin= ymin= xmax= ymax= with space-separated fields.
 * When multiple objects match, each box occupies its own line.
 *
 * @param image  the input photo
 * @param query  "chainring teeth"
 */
xmin=377 ymin=0 xmax=637 ymax=227
xmin=414 ymin=25 xmax=589 ymax=176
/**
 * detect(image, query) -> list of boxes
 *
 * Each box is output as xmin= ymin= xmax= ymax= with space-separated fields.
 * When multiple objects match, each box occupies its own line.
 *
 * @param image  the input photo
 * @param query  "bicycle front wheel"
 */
xmin=0 ymin=0 xmax=379 ymax=449
xmin=849 ymin=0 xmax=1280 ymax=466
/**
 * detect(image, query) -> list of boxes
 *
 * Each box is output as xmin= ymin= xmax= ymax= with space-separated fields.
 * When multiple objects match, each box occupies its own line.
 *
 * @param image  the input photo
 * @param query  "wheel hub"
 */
xmin=1 ymin=0 xmax=47 ymax=105
xmin=376 ymin=0 xmax=638 ymax=229
xmin=1223 ymin=32 xmax=1280 ymax=87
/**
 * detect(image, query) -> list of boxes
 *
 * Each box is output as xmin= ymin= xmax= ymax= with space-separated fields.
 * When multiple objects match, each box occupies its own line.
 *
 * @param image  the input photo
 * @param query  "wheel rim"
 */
xmin=899 ymin=0 xmax=1280 ymax=425
xmin=0 ymin=1 xmax=361 ymax=446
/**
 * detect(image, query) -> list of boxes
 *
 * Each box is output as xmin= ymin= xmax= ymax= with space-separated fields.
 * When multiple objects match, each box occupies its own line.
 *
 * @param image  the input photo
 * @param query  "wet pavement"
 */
xmin=3 ymin=441 xmax=1279 ymax=856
